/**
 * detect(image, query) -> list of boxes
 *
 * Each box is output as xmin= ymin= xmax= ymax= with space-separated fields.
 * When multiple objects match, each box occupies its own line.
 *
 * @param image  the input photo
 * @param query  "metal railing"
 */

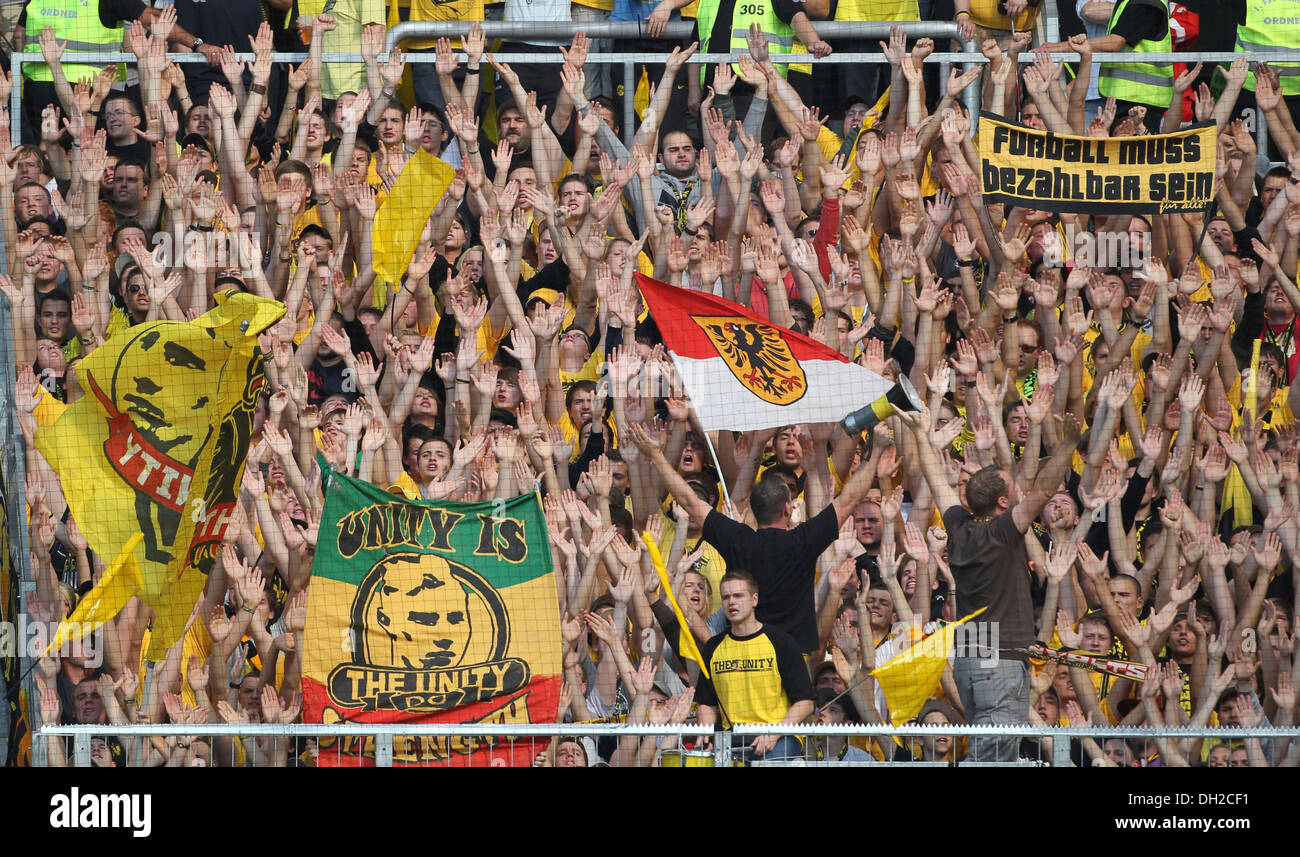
xmin=10 ymin=19 xmax=982 ymax=149
xmin=8 ymin=25 xmax=1300 ymax=765
xmin=39 ymin=722 xmax=1300 ymax=767
xmin=384 ymin=20 xmax=979 ymax=140
xmin=384 ymin=18 xmax=974 ymax=46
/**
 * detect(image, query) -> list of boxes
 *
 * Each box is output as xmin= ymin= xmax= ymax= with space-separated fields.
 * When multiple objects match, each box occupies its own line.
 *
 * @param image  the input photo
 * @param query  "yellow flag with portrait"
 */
xmin=35 ymin=292 xmax=284 ymax=659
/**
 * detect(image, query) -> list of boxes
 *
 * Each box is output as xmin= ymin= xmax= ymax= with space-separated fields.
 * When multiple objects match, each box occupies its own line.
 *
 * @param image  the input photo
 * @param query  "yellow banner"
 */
xmin=978 ymin=113 xmax=1216 ymax=215
xmin=872 ymin=608 xmax=986 ymax=726
xmin=641 ymin=532 xmax=709 ymax=678
xmin=44 ymin=534 xmax=143 ymax=657
xmin=35 ymin=292 xmax=284 ymax=659
xmin=372 ymin=149 xmax=456 ymax=290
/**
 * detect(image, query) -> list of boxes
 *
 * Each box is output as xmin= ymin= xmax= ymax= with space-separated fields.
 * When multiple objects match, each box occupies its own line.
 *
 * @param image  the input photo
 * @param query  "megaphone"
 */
xmin=840 ymin=376 xmax=925 ymax=435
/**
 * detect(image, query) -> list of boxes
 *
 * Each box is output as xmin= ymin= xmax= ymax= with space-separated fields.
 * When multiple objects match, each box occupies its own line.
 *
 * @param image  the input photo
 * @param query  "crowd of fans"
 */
xmin=8 ymin=0 xmax=1300 ymax=768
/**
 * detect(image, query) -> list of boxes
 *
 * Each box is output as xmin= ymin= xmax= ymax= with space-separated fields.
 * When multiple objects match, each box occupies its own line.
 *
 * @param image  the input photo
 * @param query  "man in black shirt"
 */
xmin=627 ymin=422 xmax=880 ymax=653
xmin=171 ymin=0 xmax=265 ymax=100
xmin=897 ymin=405 xmax=1081 ymax=762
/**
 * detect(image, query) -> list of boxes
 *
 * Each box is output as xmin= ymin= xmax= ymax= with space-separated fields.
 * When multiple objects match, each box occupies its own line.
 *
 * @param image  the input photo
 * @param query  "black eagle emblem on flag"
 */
xmin=691 ymin=315 xmax=807 ymax=405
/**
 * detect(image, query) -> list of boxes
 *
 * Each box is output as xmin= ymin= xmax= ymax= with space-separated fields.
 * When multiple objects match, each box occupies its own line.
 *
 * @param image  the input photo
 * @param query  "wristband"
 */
xmin=88 ymin=109 xmax=99 ymax=116
xmin=251 ymin=83 xmax=267 ymax=95
xmin=464 ymin=147 xmax=479 ymax=154
xmin=79 ymin=335 xmax=94 ymax=345
xmin=956 ymin=10 xmax=971 ymax=17
xmin=176 ymin=742 xmax=190 ymax=749
xmin=1003 ymin=314 xmax=1018 ymax=323
xmin=240 ymin=604 xmax=256 ymax=615
xmin=457 ymin=377 xmax=470 ymax=384
xmin=957 ymin=258 xmax=974 ymax=267
xmin=189 ymin=224 xmax=213 ymax=233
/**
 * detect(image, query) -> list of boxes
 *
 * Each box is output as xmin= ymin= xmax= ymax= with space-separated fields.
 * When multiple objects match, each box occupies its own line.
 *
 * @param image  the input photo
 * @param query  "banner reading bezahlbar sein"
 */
xmin=978 ymin=113 xmax=1217 ymax=215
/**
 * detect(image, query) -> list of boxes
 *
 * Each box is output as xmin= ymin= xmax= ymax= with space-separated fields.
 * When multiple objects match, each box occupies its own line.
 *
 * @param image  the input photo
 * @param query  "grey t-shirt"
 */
xmin=941 ymin=504 xmax=1036 ymax=658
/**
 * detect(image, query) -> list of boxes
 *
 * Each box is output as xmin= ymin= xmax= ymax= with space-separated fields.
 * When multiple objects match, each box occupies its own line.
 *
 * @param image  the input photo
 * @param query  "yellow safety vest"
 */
xmin=693 ymin=0 xmax=811 ymax=81
xmin=22 ymin=0 xmax=124 ymax=84
xmin=1237 ymin=0 xmax=1300 ymax=94
xmin=1097 ymin=0 xmax=1172 ymax=109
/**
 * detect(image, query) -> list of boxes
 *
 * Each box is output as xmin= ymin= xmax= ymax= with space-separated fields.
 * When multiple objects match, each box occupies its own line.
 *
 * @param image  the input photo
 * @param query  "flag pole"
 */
xmin=700 ymin=430 xmax=736 ymax=518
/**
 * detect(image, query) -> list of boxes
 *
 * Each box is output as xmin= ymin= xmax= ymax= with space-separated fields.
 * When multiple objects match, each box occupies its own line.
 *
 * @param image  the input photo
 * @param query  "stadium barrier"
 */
xmin=5 ymin=33 xmax=1296 ymax=765
xmin=40 ymin=722 xmax=1300 ymax=767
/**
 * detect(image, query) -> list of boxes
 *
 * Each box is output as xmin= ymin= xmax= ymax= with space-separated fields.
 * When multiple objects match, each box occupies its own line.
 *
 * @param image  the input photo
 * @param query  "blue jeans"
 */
xmin=954 ymin=658 xmax=1028 ymax=763
xmin=734 ymin=735 xmax=804 ymax=764
xmin=410 ymin=54 xmax=452 ymax=114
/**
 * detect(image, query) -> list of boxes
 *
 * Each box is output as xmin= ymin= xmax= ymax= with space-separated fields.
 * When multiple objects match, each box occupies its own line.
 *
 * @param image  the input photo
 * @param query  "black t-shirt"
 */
xmin=100 ymin=0 xmax=145 ymax=28
xmin=307 ymin=356 xmax=347 ymax=405
xmin=1178 ymin=0 xmax=1243 ymax=53
xmin=172 ymin=0 xmax=266 ymax=96
xmin=516 ymin=258 xmax=571 ymax=307
xmin=105 ymin=136 xmax=151 ymax=167
xmin=941 ymin=504 xmax=1035 ymax=656
xmin=1110 ymin=0 xmax=1169 ymax=47
xmin=701 ymin=504 xmax=839 ymax=652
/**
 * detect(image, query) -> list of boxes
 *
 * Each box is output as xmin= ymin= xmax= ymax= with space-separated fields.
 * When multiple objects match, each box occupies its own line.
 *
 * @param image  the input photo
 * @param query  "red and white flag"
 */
xmin=636 ymin=274 xmax=894 ymax=433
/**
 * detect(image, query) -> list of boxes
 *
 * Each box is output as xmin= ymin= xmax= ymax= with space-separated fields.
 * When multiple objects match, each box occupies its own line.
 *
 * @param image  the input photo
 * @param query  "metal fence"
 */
xmin=6 ymin=24 xmax=1300 ymax=767
xmin=10 ymin=20 xmax=980 ymax=151
xmin=37 ymin=722 xmax=1300 ymax=767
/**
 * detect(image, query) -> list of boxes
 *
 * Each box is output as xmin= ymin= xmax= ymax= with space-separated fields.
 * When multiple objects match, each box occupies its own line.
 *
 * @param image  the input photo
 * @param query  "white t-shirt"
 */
xmin=1076 ymin=0 xmax=1115 ymax=102
xmin=503 ymin=0 xmax=571 ymax=46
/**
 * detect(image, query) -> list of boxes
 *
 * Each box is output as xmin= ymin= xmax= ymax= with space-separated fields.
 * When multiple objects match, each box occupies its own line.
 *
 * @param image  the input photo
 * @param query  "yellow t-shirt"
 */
xmin=699 ymin=628 xmax=805 ymax=728
xmin=390 ymin=471 xmax=420 ymax=500
xmin=403 ymin=0 xmax=485 ymax=48
xmin=559 ymin=349 xmax=603 ymax=394
xmin=103 ymin=305 xmax=133 ymax=342
xmin=559 ymin=410 xmax=617 ymax=460
xmin=1083 ymin=322 xmax=1153 ymax=372
xmin=428 ymin=308 xmax=511 ymax=362
xmin=835 ymin=0 xmax=918 ymax=19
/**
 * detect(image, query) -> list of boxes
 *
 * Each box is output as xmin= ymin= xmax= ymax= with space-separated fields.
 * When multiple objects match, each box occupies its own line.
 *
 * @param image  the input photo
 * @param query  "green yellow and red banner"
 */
xmin=303 ymin=471 xmax=562 ymax=766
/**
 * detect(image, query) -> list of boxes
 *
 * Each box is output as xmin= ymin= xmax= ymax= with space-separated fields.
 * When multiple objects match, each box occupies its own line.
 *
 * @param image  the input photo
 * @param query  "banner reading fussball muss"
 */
xmin=978 ymin=113 xmax=1217 ymax=215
